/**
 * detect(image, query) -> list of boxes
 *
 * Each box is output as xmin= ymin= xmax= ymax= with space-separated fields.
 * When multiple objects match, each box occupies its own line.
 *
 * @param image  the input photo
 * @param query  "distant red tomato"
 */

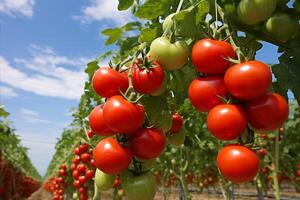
xmin=169 ymin=113 xmax=184 ymax=133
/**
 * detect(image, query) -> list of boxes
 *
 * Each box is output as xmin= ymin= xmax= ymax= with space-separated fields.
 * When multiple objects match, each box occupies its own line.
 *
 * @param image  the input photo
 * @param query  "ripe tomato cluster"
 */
xmin=0 ymin=157 xmax=40 ymax=200
xmin=188 ymin=38 xmax=289 ymax=183
xmin=70 ymin=143 xmax=95 ymax=200
xmin=43 ymin=169 xmax=67 ymax=200
xmin=89 ymin=59 xmax=187 ymax=199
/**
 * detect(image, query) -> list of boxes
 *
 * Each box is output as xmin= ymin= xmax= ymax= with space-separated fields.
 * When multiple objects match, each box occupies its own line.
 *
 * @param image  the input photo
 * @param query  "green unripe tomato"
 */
xmin=122 ymin=171 xmax=157 ymax=200
xmin=95 ymin=169 xmax=116 ymax=191
xmin=167 ymin=129 xmax=186 ymax=146
xmin=264 ymin=13 xmax=299 ymax=42
xmin=237 ymin=0 xmax=277 ymax=25
xmin=149 ymin=37 xmax=189 ymax=71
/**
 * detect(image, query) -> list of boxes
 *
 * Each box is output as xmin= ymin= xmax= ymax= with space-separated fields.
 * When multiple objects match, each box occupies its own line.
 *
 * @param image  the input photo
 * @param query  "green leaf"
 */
xmin=85 ymin=61 xmax=98 ymax=81
xmin=0 ymin=105 xmax=9 ymax=118
xmin=138 ymin=27 xmax=159 ymax=44
xmin=102 ymin=28 xmax=123 ymax=45
xmin=122 ymin=22 xmax=141 ymax=31
xmin=135 ymin=0 xmax=170 ymax=19
xmin=195 ymin=0 xmax=210 ymax=25
xmin=118 ymin=0 xmax=134 ymax=10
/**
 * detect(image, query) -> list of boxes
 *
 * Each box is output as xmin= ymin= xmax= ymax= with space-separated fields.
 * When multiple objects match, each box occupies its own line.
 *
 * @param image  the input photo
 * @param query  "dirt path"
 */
xmin=27 ymin=188 xmax=52 ymax=200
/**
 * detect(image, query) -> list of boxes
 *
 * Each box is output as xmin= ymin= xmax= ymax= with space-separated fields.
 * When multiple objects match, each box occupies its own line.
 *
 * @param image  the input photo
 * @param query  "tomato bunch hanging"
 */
xmin=70 ymin=143 xmax=95 ymax=200
xmin=188 ymin=38 xmax=289 ymax=183
xmin=89 ymin=52 xmax=188 ymax=199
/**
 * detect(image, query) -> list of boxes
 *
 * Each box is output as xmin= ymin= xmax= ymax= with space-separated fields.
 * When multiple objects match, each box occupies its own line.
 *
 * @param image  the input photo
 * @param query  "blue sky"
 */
xmin=0 ymin=0 xmax=280 ymax=176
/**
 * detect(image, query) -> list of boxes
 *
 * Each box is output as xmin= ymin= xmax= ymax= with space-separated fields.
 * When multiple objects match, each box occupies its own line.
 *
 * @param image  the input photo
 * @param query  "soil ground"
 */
xmin=27 ymin=185 xmax=300 ymax=200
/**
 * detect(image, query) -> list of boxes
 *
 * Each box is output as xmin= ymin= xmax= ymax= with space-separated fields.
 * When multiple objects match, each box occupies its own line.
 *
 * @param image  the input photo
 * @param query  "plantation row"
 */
xmin=0 ymin=106 xmax=41 ymax=199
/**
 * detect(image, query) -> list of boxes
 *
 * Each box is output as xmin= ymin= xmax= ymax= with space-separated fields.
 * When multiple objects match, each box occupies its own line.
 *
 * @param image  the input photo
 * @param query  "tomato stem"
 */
xmin=272 ymin=129 xmax=281 ymax=200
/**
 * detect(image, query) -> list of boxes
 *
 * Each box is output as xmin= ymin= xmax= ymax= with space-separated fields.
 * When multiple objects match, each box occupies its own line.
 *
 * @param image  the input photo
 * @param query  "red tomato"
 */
xmin=85 ymin=169 xmax=95 ymax=179
xmin=78 ymin=187 xmax=87 ymax=195
xmin=224 ymin=61 xmax=272 ymax=100
xmin=92 ymin=67 xmax=128 ymax=98
xmin=297 ymin=171 xmax=300 ymax=177
xmin=59 ymin=169 xmax=67 ymax=177
xmin=113 ymin=178 xmax=121 ymax=188
xmin=74 ymin=147 xmax=81 ymax=155
xmin=93 ymin=137 xmax=132 ymax=174
xmin=72 ymin=156 xmax=80 ymax=165
xmin=90 ymin=159 xmax=95 ymax=168
xmin=245 ymin=93 xmax=289 ymax=131
xmin=73 ymin=180 xmax=81 ymax=188
xmin=207 ymin=104 xmax=247 ymax=140
xmin=217 ymin=145 xmax=259 ymax=183
xmin=130 ymin=128 xmax=166 ymax=160
xmin=72 ymin=170 xmax=80 ymax=179
xmin=258 ymin=148 xmax=266 ymax=156
xmin=89 ymin=105 xmax=114 ymax=136
xmin=60 ymin=164 xmax=67 ymax=171
xmin=169 ymin=113 xmax=184 ymax=133
xmin=87 ymin=129 xmax=94 ymax=138
xmin=188 ymin=76 xmax=228 ymax=112
xmin=78 ymin=176 xmax=87 ymax=184
xmin=70 ymin=163 xmax=76 ymax=171
xmin=103 ymin=95 xmax=145 ymax=134
xmin=77 ymin=164 xmax=86 ymax=174
xmin=132 ymin=61 xmax=164 ymax=94
xmin=298 ymin=163 xmax=300 ymax=170
xmin=79 ymin=143 xmax=89 ymax=153
xmin=81 ymin=153 xmax=91 ymax=163
xmin=191 ymin=39 xmax=236 ymax=75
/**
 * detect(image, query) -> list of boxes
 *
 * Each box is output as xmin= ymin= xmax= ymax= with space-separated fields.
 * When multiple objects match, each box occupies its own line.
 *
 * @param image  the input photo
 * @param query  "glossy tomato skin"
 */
xmin=224 ymin=61 xmax=272 ymax=100
xmin=132 ymin=61 xmax=164 ymax=94
xmin=89 ymin=105 xmax=114 ymax=136
xmin=103 ymin=95 xmax=145 ymax=134
xmin=169 ymin=113 xmax=184 ymax=133
xmin=93 ymin=137 xmax=132 ymax=174
xmin=188 ymin=76 xmax=228 ymax=112
xmin=237 ymin=0 xmax=277 ymax=25
xmin=207 ymin=104 xmax=247 ymax=140
xmin=191 ymin=39 xmax=236 ymax=75
xmin=217 ymin=145 xmax=259 ymax=183
xmin=130 ymin=128 xmax=166 ymax=160
xmin=92 ymin=67 xmax=128 ymax=98
xmin=245 ymin=93 xmax=289 ymax=131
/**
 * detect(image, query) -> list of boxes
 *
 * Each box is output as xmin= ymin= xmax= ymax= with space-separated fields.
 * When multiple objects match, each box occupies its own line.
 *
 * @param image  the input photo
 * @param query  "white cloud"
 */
xmin=20 ymin=108 xmax=51 ymax=124
xmin=74 ymin=0 xmax=132 ymax=25
xmin=0 ymin=0 xmax=35 ymax=17
xmin=0 ymin=45 xmax=92 ymax=100
xmin=0 ymin=86 xmax=18 ymax=97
